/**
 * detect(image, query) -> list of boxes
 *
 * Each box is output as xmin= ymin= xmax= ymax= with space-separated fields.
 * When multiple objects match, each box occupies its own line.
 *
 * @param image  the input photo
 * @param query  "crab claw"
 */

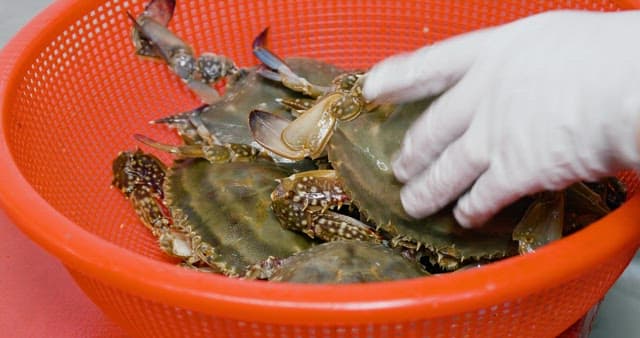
xmin=112 ymin=149 xmax=167 ymax=199
xmin=128 ymin=12 xmax=195 ymax=78
xmin=270 ymin=170 xmax=382 ymax=243
xmin=112 ymin=150 xmax=173 ymax=236
xmin=130 ymin=0 xmax=176 ymax=59
xmin=128 ymin=8 xmax=220 ymax=104
xmin=252 ymin=28 xmax=328 ymax=97
xmin=111 ymin=149 xmax=195 ymax=260
xmin=250 ymin=93 xmax=340 ymax=160
xmin=141 ymin=0 xmax=175 ymax=25
xmin=252 ymin=28 xmax=287 ymax=73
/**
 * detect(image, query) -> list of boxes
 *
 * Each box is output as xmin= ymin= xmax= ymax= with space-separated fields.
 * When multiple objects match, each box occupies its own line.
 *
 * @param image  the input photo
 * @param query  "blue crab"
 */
xmin=129 ymin=0 xmax=343 ymax=162
xmin=250 ymin=240 xmax=429 ymax=283
xmin=248 ymin=44 xmax=624 ymax=270
xmin=112 ymin=149 xmax=315 ymax=277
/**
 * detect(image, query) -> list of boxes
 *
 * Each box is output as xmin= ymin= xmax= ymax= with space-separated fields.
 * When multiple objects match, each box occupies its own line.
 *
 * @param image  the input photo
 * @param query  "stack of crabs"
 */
xmin=112 ymin=0 xmax=626 ymax=284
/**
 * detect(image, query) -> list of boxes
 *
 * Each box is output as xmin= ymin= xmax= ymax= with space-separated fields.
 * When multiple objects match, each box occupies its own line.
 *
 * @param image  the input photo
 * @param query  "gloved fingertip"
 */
xmin=400 ymin=185 xmax=435 ymax=219
xmin=391 ymin=151 xmax=411 ymax=183
xmin=452 ymin=207 xmax=475 ymax=229
xmin=362 ymin=67 xmax=386 ymax=101
xmin=453 ymin=204 xmax=486 ymax=229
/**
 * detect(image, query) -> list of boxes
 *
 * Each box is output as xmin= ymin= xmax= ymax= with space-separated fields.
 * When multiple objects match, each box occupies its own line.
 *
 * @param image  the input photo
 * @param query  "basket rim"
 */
xmin=1 ymin=0 xmax=640 ymax=325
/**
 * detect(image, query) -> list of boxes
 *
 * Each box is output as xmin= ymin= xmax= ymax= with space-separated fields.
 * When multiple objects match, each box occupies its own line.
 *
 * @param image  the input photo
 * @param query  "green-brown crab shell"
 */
xmin=269 ymin=240 xmax=428 ymax=284
xmin=327 ymin=99 xmax=521 ymax=267
xmin=164 ymin=158 xmax=314 ymax=277
xmin=189 ymin=58 xmax=344 ymax=146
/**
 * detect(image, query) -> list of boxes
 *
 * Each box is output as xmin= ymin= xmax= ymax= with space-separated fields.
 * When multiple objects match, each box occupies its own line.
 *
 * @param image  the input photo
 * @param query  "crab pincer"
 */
xmin=130 ymin=0 xmax=176 ymax=59
xmin=129 ymin=0 xmax=238 ymax=103
xmin=112 ymin=149 xmax=166 ymax=200
xmin=111 ymin=150 xmax=193 ymax=260
xmin=270 ymin=170 xmax=382 ymax=243
xmin=252 ymin=28 xmax=329 ymax=98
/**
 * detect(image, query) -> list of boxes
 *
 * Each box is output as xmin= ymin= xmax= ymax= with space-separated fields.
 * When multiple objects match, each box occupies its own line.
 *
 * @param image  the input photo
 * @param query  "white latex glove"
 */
xmin=363 ymin=10 xmax=640 ymax=228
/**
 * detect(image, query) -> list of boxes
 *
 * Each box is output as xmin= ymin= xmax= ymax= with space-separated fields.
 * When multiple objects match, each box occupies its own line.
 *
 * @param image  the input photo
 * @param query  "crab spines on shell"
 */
xmin=244 ymin=256 xmax=285 ymax=280
xmin=162 ymin=159 xmax=314 ymax=277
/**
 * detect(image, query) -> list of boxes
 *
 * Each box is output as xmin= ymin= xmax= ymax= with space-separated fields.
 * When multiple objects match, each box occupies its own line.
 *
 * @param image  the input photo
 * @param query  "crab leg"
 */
xmin=150 ymin=104 xmax=214 ymax=145
xmin=252 ymin=28 xmax=329 ymax=97
xmin=152 ymin=105 xmax=219 ymax=146
xmin=111 ymin=150 xmax=193 ymax=260
xmin=134 ymin=134 xmax=263 ymax=163
xmin=270 ymin=170 xmax=382 ymax=242
xmin=276 ymin=97 xmax=316 ymax=114
xmin=563 ymin=181 xmax=612 ymax=231
xmin=130 ymin=0 xmax=241 ymax=104
xmin=512 ymin=192 xmax=565 ymax=254
xmin=129 ymin=12 xmax=220 ymax=104
xmin=131 ymin=0 xmax=176 ymax=59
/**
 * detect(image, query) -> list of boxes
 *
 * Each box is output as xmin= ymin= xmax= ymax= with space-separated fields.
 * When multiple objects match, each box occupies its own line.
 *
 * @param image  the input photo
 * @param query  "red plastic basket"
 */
xmin=2 ymin=1 xmax=640 ymax=337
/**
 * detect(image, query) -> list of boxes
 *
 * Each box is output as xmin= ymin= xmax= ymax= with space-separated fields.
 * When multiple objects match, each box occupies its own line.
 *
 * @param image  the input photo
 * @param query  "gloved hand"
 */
xmin=363 ymin=10 xmax=640 ymax=228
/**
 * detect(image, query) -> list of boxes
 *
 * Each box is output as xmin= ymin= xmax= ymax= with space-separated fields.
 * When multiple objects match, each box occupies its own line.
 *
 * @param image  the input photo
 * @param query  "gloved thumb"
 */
xmin=363 ymin=27 xmax=494 ymax=103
